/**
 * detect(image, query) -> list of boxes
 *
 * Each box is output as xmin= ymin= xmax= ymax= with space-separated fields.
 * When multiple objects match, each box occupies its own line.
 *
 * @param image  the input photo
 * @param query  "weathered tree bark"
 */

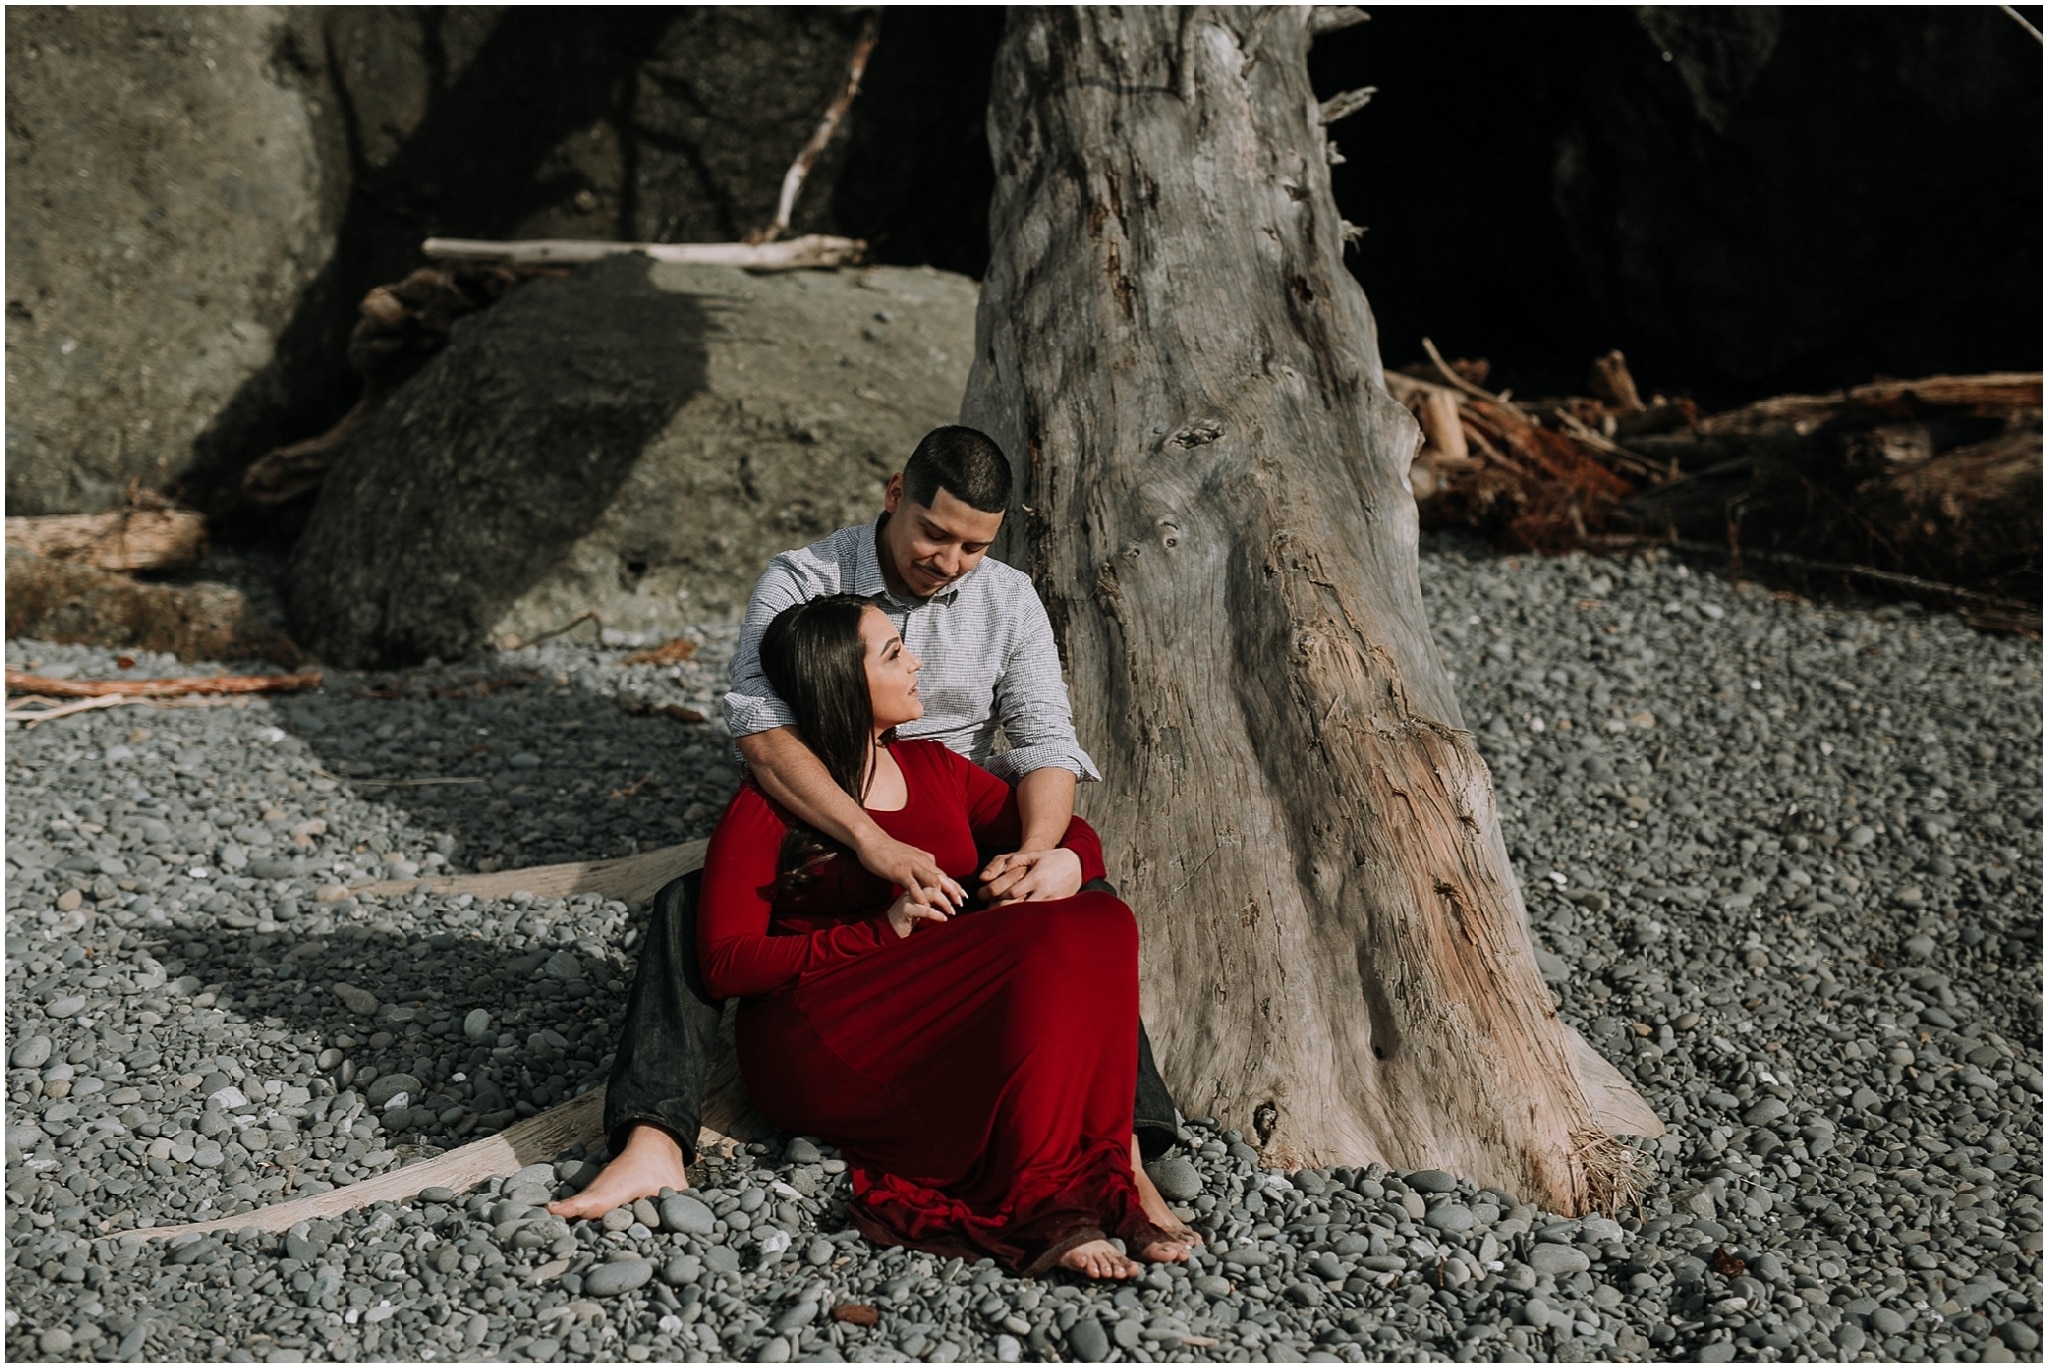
xmin=962 ymin=7 xmax=1656 ymax=1212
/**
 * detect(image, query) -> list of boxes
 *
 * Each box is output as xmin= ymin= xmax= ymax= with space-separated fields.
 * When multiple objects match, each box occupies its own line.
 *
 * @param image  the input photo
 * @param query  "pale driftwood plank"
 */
xmin=357 ymin=839 xmax=708 ymax=906
xmin=111 ymin=1088 xmax=608 ymax=1244
xmin=420 ymin=236 xmax=865 ymax=272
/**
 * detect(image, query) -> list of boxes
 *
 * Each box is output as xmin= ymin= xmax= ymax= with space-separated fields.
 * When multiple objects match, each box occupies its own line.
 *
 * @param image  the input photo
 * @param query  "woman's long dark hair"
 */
xmin=756 ymin=594 xmax=887 ymax=890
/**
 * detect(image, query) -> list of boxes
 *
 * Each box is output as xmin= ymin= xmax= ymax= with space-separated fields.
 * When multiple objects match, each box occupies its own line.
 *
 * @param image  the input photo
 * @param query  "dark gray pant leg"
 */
xmin=603 ymin=870 xmax=722 ymax=1161
xmin=1084 ymin=876 xmax=1181 ymax=1159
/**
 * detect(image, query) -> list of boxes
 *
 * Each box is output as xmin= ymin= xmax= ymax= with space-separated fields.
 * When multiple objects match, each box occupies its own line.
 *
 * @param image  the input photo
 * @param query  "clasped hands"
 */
xmin=864 ymin=832 xmax=1084 ymax=939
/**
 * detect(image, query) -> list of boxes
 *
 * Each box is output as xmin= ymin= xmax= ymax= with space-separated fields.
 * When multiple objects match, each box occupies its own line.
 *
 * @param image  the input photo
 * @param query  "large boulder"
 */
xmin=285 ymin=255 xmax=976 ymax=667
xmin=5 ymin=7 xmax=343 ymax=514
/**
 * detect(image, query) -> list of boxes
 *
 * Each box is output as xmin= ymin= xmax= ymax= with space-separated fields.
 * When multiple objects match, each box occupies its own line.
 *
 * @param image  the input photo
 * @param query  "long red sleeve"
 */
xmin=697 ymin=786 xmax=896 ymax=999
xmin=950 ymin=748 xmax=1107 ymax=884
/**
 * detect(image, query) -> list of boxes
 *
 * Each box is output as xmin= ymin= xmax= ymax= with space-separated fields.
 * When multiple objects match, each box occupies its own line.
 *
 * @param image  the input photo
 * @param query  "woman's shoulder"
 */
xmin=715 ymin=779 xmax=794 ymax=835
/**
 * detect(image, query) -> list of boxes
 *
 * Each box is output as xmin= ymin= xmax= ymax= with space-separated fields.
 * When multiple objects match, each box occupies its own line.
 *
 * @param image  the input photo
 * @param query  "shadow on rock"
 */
xmin=283 ymin=255 xmax=710 ymax=669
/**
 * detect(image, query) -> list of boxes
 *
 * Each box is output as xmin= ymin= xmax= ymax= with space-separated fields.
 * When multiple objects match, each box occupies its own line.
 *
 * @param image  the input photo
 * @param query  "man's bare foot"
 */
xmin=1131 ymin=1137 xmax=1202 ymax=1247
xmin=1133 ymin=1229 xmax=1197 ymax=1264
xmin=1059 ymin=1239 xmax=1143 ymax=1280
xmin=547 ymin=1124 xmax=687 ymax=1221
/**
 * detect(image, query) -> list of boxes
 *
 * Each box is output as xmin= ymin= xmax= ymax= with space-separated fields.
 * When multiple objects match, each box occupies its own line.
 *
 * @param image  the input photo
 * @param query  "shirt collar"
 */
xmin=862 ymin=513 xmax=977 ymax=606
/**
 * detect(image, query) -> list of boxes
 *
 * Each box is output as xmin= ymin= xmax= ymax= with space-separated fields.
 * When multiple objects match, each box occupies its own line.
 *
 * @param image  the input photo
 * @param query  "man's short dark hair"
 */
xmin=902 ymin=426 xmax=1012 ymax=514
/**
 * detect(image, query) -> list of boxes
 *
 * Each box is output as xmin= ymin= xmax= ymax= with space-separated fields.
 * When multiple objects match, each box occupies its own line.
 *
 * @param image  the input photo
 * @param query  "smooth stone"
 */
xmin=463 ymin=1009 xmax=492 ymax=1040
xmin=1146 ymin=1155 xmax=1204 ymax=1202
xmin=365 ymin=1074 xmax=421 ymax=1107
xmin=12 ymin=1035 xmax=53 ymax=1068
xmin=332 ymin=983 xmax=380 ymax=1016
xmin=661 ymin=1193 xmax=716 ymax=1235
xmin=1065 ymin=1317 xmax=1110 ymax=1363
xmin=584 ymin=1259 xmax=654 ymax=1297
xmin=1194 ymin=1275 xmax=1234 ymax=1298
xmin=1406 ymin=1170 xmax=1458 ymax=1194
xmin=1425 ymin=1202 xmax=1476 ymax=1234
xmin=46 ymin=995 xmax=87 ymax=1018
xmin=1527 ymin=1244 xmax=1592 ymax=1276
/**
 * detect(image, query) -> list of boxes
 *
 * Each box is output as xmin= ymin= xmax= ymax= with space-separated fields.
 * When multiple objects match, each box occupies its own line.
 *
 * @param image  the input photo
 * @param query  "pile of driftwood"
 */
xmin=1390 ymin=345 xmax=2042 ymax=632
xmin=4 ymin=506 xmax=303 ymax=664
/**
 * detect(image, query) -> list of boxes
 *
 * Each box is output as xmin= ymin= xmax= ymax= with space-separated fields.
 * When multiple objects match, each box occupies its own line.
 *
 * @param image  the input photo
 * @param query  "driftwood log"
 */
xmin=5 ymin=510 xmax=208 ymax=571
xmin=421 ymin=235 xmax=867 ymax=271
xmin=962 ymin=7 xmax=1655 ymax=1214
xmin=5 ymin=548 xmax=303 ymax=664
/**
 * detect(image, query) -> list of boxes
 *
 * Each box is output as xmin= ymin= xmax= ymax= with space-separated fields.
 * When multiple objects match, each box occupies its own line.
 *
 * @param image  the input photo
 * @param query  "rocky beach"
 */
xmin=5 ymin=538 xmax=2040 ymax=1363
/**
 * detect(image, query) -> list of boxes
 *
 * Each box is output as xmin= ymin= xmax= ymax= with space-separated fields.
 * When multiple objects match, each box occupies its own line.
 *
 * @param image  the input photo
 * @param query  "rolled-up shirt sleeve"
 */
xmin=983 ymin=587 xmax=1101 ymax=784
xmin=722 ymin=556 xmax=817 ymax=739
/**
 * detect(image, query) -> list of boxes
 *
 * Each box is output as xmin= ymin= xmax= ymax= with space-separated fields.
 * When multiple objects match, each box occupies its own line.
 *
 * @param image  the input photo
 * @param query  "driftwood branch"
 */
xmin=1316 ymin=86 xmax=1376 ymax=125
xmin=5 ymin=511 xmax=208 ymax=572
xmin=755 ymin=11 xmax=883 ymax=244
xmin=1307 ymin=7 xmax=1370 ymax=38
xmin=422 ymin=235 xmax=867 ymax=272
xmin=4 ymin=669 xmax=320 ymax=698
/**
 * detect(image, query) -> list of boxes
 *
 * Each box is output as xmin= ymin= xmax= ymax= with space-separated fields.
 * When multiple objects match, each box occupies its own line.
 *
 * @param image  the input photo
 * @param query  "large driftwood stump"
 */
xmin=962 ymin=7 xmax=1656 ymax=1213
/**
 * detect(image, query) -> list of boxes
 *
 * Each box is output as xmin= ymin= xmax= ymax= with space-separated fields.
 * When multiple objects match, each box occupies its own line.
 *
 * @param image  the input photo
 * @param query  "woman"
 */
xmin=696 ymin=594 xmax=1186 ymax=1278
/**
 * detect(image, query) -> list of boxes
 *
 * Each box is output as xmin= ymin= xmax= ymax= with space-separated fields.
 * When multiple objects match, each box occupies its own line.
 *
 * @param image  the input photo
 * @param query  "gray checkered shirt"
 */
xmin=724 ymin=516 xmax=1100 ymax=784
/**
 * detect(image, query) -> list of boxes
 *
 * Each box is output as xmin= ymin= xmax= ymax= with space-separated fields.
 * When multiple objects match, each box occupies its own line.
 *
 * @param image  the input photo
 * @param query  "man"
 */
xmin=555 ymin=426 xmax=1184 ymax=1228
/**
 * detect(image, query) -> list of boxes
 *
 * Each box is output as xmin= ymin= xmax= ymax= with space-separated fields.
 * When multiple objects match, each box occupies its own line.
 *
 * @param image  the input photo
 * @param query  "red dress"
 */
xmin=697 ymin=739 xmax=1154 ymax=1274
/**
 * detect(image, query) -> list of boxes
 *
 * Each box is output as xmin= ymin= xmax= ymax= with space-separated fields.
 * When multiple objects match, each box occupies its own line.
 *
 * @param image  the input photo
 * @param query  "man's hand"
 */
xmin=979 ymin=847 xmax=1084 ymax=906
xmin=855 ymin=830 xmax=968 ymax=910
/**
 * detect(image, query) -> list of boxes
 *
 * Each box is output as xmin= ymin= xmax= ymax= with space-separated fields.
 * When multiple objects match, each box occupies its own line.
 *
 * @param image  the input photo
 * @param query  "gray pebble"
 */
xmin=1424 ymin=1201 xmax=1475 ymax=1234
xmin=1527 ymin=1244 xmax=1591 ymax=1276
xmin=583 ymin=1258 xmax=654 ymax=1297
xmin=1145 ymin=1155 xmax=1204 ymax=1202
xmin=365 ymin=1074 xmax=421 ymax=1107
xmin=1064 ymin=1316 xmax=1110 ymax=1363
xmin=331 ymin=983 xmax=380 ymax=1016
xmin=11 ymin=1035 xmax=52 ymax=1068
xmin=661 ymin=1192 xmax=716 ymax=1235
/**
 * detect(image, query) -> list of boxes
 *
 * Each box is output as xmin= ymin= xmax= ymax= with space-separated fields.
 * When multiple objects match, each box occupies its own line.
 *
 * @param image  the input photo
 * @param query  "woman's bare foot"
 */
xmin=1059 ymin=1239 xmax=1143 ymax=1280
xmin=546 ymin=1124 xmax=688 ymax=1220
xmin=1130 ymin=1137 xmax=1202 ymax=1247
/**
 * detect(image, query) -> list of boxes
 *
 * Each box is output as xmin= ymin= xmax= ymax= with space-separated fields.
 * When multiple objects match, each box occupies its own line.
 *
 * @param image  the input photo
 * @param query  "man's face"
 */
xmin=879 ymin=473 xmax=1005 ymax=599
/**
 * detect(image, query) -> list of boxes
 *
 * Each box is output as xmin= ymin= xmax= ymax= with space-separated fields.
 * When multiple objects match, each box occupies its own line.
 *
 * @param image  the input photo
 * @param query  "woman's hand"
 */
xmin=978 ymin=847 xmax=1085 ymax=906
xmin=886 ymin=890 xmax=952 ymax=939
